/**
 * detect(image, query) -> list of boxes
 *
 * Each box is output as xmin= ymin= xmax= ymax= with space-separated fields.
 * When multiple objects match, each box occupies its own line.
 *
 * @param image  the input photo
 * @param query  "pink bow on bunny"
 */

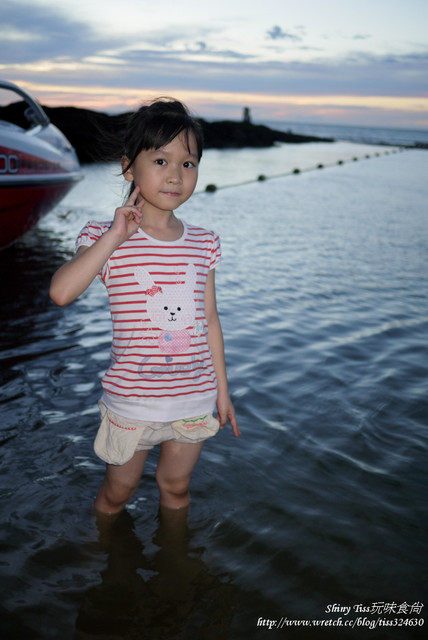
xmin=144 ymin=285 xmax=163 ymax=297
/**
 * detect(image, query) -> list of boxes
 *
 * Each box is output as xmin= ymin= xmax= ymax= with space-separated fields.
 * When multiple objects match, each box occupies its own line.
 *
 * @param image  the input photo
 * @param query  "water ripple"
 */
xmin=1 ymin=150 xmax=427 ymax=638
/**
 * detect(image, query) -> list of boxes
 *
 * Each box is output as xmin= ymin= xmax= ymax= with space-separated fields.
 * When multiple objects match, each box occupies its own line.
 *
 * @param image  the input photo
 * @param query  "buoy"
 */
xmin=258 ymin=174 xmax=266 ymax=181
xmin=205 ymin=184 xmax=217 ymax=192
xmin=337 ymin=160 xmax=343 ymax=165
xmin=292 ymin=168 xmax=300 ymax=174
xmin=317 ymin=163 xmax=324 ymax=169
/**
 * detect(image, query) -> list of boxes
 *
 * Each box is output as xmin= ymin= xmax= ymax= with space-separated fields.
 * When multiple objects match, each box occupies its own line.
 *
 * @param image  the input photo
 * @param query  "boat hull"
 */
xmin=0 ymin=80 xmax=83 ymax=249
xmin=0 ymin=177 xmax=80 ymax=249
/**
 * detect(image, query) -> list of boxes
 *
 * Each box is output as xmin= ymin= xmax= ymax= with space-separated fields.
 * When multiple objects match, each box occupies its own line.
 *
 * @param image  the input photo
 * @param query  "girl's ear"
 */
xmin=121 ymin=156 xmax=133 ymax=182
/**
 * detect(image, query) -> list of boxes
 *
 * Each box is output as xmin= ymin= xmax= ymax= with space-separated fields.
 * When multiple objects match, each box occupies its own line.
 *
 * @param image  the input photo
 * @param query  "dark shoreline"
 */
xmin=0 ymin=102 xmax=334 ymax=163
xmin=43 ymin=106 xmax=335 ymax=163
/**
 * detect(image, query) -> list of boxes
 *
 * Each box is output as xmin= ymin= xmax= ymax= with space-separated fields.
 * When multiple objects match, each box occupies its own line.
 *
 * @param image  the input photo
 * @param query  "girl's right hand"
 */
xmin=50 ymin=186 xmax=145 ymax=307
xmin=111 ymin=186 xmax=144 ymax=241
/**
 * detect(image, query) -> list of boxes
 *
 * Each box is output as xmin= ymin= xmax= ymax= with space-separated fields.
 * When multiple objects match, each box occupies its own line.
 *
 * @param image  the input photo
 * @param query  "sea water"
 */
xmin=0 ymin=141 xmax=427 ymax=639
xmin=261 ymin=120 xmax=428 ymax=148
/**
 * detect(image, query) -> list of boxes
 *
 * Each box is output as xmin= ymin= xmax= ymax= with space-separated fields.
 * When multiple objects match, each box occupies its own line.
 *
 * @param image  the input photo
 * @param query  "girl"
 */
xmin=50 ymin=98 xmax=240 ymax=516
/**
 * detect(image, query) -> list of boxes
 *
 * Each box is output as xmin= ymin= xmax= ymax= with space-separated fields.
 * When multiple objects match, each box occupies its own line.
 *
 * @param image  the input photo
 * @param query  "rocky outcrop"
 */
xmin=1 ymin=102 xmax=334 ymax=163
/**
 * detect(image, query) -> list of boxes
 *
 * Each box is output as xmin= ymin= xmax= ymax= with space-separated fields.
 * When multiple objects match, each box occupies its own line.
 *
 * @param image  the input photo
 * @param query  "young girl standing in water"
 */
xmin=50 ymin=98 xmax=240 ymax=516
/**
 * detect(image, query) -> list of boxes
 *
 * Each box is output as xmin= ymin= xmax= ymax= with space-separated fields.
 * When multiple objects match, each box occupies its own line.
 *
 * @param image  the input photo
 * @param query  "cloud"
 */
xmin=30 ymin=50 xmax=428 ymax=98
xmin=4 ymin=45 xmax=428 ymax=100
xmin=120 ymin=22 xmax=225 ymax=52
xmin=266 ymin=26 xmax=302 ymax=42
xmin=2 ymin=0 xmax=428 ymax=119
xmin=0 ymin=2 xmax=249 ymax=73
xmin=119 ymin=44 xmax=252 ymax=65
xmin=0 ymin=1 xmax=102 ymax=63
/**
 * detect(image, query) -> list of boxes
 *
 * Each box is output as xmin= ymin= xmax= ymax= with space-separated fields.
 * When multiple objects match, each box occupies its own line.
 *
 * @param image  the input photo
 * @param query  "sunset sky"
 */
xmin=1 ymin=0 xmax=427 ymax=128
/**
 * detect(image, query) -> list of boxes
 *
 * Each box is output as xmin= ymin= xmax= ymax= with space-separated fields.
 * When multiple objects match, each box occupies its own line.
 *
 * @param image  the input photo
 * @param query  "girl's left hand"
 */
xmin=217 ymin=392 xmax=241 ymax=438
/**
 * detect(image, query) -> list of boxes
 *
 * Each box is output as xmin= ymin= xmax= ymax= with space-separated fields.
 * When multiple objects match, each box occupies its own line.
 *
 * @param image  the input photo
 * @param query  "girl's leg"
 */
xmin=156 ymin=440 xmax=204 ymax=509
xmin=94 ymin=449 xmax=149 ymax=515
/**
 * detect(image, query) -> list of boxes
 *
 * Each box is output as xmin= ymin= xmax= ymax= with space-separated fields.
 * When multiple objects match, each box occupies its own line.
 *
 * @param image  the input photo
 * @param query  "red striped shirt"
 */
xmin=76 ymin=220 xmax=220 ymax=421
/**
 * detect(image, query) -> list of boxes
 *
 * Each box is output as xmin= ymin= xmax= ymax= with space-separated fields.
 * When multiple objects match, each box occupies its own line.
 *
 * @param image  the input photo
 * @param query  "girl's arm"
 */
xmin=205 ymin=269 xmax=240 ymax=437
xmin=50 ymin=187 xmax=144 ymax=307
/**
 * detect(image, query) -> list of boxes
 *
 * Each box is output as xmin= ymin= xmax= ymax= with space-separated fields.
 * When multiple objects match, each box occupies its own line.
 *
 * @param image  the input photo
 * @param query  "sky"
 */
xmin=1 ymin=0 xmax=427 ymax=129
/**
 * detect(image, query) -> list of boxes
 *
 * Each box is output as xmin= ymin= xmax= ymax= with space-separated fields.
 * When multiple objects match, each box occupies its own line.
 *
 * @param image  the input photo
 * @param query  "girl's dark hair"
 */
xmin=122 ymin=98 xmax=203 ymax=195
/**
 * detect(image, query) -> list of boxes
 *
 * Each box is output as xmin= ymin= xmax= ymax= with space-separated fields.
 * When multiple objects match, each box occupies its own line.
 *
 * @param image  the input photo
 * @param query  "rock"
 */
xmin=200 ymin=119 xmax=333 ymax=150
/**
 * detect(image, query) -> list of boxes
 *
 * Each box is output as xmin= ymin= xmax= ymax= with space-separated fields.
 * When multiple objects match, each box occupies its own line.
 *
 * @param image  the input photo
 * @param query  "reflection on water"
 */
xmin=76 ymin=508 xmax=235 ymax=640
xmin=1 ymin=149 xmax=428 ymax=639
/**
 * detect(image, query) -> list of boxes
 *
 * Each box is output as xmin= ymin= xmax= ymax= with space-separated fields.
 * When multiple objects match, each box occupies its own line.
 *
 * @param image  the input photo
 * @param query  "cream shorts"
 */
xmin=94 ymin=401 xmax=220 ymax=466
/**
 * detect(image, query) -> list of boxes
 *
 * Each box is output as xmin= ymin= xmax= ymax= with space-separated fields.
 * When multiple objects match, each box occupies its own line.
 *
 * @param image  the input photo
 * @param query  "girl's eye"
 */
xmin=155 ymin=159 xmax=166 ymax=166
xmin=184 ymin=161 xmax=196 ymax=168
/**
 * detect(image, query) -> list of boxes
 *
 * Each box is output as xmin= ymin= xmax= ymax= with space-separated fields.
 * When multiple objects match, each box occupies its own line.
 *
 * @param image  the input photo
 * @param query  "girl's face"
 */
xmin=122 ymin=131 xmax=199 ymax=216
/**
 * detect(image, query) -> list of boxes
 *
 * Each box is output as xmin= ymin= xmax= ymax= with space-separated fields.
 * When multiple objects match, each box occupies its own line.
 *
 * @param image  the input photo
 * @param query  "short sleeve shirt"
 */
xmin=76 ymin=220 xmax=221 ymax=421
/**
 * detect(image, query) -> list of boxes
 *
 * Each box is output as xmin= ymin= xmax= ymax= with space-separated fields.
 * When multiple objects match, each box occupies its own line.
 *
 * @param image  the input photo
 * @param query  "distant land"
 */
xmin=0 ymin=102 xmax=334 ymax=163
xmin=43 ymin=106 xmax=336 ymax=163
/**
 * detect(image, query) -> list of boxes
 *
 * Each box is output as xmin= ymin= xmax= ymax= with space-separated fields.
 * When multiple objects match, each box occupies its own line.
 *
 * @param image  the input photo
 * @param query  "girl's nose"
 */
xmin=167 ymin=166 xmax=182 ymax=184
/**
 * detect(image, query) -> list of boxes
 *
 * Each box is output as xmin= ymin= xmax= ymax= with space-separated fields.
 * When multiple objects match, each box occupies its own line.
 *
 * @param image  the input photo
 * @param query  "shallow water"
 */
xmin=1 ymin=147 xmax=427 ymax=639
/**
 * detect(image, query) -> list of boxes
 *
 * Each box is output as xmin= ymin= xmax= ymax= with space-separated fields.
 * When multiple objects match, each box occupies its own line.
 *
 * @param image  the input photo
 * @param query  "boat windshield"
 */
xmin=0 ymin=85 xmax=48 ymax=131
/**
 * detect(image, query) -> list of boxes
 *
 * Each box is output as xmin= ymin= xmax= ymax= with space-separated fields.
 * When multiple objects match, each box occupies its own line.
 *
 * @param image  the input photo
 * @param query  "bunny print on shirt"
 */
xmin=134 ymin=264 xmax=197 ymax=360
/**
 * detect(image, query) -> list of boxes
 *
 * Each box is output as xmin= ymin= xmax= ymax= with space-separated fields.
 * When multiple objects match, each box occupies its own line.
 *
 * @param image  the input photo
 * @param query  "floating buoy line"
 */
xmin=52 ymin=147 xmax=405 ymax=219
xmin=196 ymin=146 xmax=405 ymax=195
